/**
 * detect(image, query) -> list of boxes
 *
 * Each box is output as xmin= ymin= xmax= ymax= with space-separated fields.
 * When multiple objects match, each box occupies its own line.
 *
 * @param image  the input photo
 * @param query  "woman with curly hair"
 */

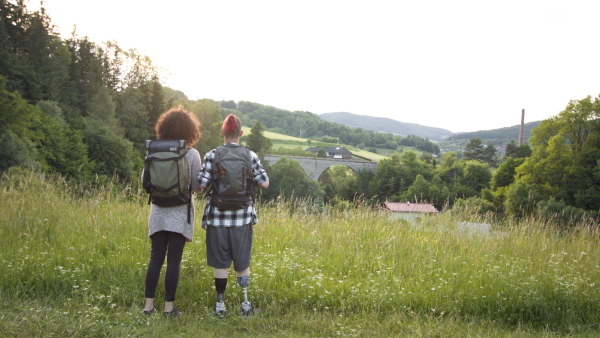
xmin=142 ymin=106 xmax=202 ymax=317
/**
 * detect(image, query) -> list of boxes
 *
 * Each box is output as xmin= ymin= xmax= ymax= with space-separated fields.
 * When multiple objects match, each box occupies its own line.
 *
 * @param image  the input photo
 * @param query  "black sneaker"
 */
xmin=143 ymin=307 xmax=156 ymax=315
xmin=163 ymin=308 xmax=182 ymax=317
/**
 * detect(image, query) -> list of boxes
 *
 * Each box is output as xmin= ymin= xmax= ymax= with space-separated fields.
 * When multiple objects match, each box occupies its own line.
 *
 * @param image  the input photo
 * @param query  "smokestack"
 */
xmin=519 ymin=109 xmax=525 ymax=145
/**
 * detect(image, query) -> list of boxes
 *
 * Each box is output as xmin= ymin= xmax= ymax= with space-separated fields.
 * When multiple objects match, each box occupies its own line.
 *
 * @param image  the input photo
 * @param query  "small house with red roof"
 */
xmin=380 ymin=201 xmax=439 ymax=222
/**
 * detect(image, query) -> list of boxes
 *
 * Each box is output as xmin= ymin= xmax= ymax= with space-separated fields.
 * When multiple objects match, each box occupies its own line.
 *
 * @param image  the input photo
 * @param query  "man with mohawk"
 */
xmin=198 ymin=114 xmax=269 ymax=317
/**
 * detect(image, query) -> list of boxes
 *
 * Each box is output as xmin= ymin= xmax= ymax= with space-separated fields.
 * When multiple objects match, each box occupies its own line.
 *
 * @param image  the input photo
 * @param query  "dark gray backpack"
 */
xmin=210 ymin=144 xmax=253 ymax=210
xmin=143 ymin=140 xmax=192 ymax=221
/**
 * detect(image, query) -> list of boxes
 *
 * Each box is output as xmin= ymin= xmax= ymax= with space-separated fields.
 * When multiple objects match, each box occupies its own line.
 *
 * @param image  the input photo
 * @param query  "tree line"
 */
xmin=0 ymin=0 xmax=229 ymax=183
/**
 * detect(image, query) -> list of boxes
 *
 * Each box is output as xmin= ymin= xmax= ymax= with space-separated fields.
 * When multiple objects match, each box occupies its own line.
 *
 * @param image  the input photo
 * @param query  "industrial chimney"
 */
xmin=518 ymin=109 xmax=525 ymax=145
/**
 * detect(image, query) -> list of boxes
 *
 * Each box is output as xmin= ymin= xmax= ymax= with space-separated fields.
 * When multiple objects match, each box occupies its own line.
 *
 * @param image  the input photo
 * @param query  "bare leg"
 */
xmin=164 ymin=301 xmax=174 ymax=313
xmin=144 ymin=298 xmax=154 ymax=312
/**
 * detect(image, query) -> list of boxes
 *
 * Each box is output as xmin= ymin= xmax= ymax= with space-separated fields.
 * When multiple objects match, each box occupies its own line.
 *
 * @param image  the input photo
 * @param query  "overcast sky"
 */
xmin=29 ymin=0 xmax=600 ymax=133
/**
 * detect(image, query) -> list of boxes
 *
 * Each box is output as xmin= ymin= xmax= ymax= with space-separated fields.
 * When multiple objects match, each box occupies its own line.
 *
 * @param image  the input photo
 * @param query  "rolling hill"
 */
xmin=318 ymin=111 xmax=543 ymax=153
xmin=437 ymin=121 xmax=542 ymax=152
xmin=442 ymin=121 xmax=541 ymax=142
xmin=319 ymin=112 xmax=454 ymax=141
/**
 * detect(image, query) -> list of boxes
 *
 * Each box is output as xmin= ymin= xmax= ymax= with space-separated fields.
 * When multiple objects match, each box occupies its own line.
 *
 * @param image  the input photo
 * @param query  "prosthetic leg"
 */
xmin=238 ymin=276 xmax=254 ymax=315
xmin=214 ymin=269 xmax=228 ymax=318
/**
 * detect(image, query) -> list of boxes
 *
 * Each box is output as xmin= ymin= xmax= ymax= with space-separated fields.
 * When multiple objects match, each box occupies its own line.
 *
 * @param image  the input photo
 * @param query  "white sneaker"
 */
xmin=215 ymin=302 xmax=226 ymax=317
xmin=241 ymin=301 xmax=253 ymax=314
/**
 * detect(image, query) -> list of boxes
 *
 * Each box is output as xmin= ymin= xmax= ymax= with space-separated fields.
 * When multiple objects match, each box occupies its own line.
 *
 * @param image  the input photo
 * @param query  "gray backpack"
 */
xmin=210 ymin=144 xmax=253 ymax=210
xmin=143 ymin=140 xmax=192 ymax=221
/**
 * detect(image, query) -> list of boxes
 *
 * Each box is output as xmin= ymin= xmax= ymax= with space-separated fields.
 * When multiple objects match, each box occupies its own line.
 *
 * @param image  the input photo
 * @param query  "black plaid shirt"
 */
xmin=197 ymin=143 xmax=269 ymax=228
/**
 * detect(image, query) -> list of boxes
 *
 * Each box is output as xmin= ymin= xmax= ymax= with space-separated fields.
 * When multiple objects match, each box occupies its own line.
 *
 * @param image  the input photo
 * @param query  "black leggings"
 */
xmin=144 ymin=231 xmax=186 ymax=301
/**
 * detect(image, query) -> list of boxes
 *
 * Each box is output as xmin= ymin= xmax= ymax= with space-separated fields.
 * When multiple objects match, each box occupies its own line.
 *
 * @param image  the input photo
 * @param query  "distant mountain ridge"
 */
xmin=443 ymin=121 xmax=541 ymax=141
xmin=437 ymin=121 xmax=541 ymax=152
xmin=319 ymin=112 xmax=454 ymax=141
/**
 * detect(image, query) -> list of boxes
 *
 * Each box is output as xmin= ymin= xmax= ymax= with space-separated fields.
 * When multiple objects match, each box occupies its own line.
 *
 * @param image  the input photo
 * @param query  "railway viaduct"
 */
xmin=263 ymin=155 xmax=378 ymax=181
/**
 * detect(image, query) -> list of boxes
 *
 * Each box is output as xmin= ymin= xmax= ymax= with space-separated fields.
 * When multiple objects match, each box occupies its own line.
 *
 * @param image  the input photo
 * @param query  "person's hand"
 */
xmin=186 ymin=238 xmax=192 ymax=243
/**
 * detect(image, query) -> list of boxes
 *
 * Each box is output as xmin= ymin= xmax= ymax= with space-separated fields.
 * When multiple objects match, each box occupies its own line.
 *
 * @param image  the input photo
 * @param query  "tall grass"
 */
xmin=1 ymin=169 xmax=599 ymax=336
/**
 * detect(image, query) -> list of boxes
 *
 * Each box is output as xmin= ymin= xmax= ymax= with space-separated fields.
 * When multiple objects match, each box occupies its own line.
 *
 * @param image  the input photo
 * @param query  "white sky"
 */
xmin=29 ymin=0 xmax=600 ymax=133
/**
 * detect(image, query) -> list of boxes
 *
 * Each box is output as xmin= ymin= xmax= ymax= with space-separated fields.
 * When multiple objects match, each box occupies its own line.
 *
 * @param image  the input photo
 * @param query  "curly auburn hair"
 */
xmin=154 ymin=106 xmax=201 ymax=146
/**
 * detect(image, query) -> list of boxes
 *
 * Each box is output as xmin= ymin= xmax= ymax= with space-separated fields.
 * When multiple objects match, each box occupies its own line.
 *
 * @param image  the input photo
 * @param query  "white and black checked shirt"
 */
xmin=197 ymin=143 xmax=269 ymax=228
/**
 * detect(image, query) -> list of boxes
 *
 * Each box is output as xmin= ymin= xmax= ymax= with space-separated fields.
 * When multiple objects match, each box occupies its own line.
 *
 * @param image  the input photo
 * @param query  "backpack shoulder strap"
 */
xmin=242 ymin=146 xmax=253 ymax=196
xmin=210 ymin=146 xmax=225 ymax=195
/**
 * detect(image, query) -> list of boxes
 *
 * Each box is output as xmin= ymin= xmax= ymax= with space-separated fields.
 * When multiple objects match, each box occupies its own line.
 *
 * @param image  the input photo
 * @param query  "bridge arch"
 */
xmin=264 ymin=155 xmax=377 ymax=181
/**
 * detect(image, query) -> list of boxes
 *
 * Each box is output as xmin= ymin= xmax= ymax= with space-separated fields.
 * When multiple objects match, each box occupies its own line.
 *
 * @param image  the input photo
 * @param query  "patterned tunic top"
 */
xmin=146 ymin=147 xmax=202 ymax=240
xmin=197 ymin=143 xmax=269 ymax=228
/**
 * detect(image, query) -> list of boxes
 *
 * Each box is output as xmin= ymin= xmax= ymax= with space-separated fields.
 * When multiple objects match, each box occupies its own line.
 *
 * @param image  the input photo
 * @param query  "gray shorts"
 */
xmin=206 ymin=225 xmax=253 ymax=271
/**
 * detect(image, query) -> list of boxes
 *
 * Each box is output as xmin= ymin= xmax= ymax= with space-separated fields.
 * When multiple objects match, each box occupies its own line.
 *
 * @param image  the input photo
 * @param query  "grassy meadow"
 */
xmin=241 ymin=127 xmax=389 ymax=162
xmin=1 ymin=169 xmax=600 ymax=337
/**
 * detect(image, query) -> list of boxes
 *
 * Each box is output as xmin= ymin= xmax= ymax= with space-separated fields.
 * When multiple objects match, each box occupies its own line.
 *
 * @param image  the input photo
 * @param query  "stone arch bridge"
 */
xmin=264 ymin=155 xmax=378 ymax=181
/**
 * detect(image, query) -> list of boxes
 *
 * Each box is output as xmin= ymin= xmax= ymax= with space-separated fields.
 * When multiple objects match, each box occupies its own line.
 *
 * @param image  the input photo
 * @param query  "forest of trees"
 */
xmin=2 ymin=0 xmax=600 ymax=223
xmin=0 ymin=0 xmax=227 ymax=183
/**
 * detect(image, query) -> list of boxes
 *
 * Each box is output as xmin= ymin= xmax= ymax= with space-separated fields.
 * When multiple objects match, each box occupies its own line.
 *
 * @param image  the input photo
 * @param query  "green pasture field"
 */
xmin=1 ymin=170 xmax=599 ymax=337
xmin=242 ymin=127 xmax=305 ymax=142
xmin=242 ymin=127 xmax=388 ymax=162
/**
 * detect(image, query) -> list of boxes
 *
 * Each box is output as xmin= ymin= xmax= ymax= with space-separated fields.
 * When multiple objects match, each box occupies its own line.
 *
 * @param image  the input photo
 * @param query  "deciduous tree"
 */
xmin=509 ymin=95 xmax=600 ymax=213
xmin=262 ymin=157 xmax=324 ymax=201
xmin=192 ymin=99 xmax=222 ymax=156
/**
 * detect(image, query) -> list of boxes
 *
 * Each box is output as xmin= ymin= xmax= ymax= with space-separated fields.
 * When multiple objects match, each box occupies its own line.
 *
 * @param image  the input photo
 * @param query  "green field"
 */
xmin=242 ymin=127 xmax=306 ymax=142
xmin=2 ymin=170 xmax=599 ymax=336
xmin=242 ymin=127 xmax=388 ymax=162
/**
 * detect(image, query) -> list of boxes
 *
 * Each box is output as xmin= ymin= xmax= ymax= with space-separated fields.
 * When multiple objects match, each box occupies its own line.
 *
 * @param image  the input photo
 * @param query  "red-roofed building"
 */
xmin=380 ymin=202 xmax=438 ymax=222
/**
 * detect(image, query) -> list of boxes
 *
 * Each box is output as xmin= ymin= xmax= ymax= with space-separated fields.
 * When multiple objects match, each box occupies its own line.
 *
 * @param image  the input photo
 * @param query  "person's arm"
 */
xmin=197 ymin=150 xmax=214 ymax=190
xmin=250 ymin=151 xmax=269 ymax=190
xmin=257 ymin=180 xmax=269 ymax=189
